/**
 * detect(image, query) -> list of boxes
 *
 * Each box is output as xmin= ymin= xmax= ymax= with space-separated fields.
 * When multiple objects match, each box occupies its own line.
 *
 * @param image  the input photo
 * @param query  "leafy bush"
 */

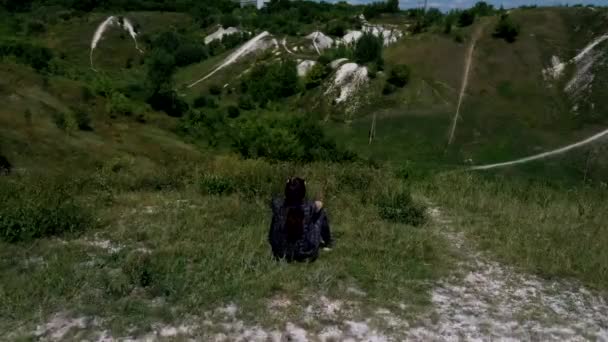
xmin=148 ymin=90 xmax=189 ymax=118
xmin=493 ymin=14 xmax=520 ymax=43
xmin=175 ymin=43 xmax=207 ymax=67
xmin=52 ymin=112 xmax=67 ymax=130
xmin=122 ymin=251 xmax=153 ymax=287
xmin=443 ymin=16 xmax=454 ymax=34
xmin=74 ymin=109 xmax=93 ymax=131
xmin=376 ymin=189 xmax=426 ymax=226
xmin=471 ymin=1 xmax=495 ymax=16
xmin=240 ymin=60 xmax=300 ymax=106
xmin=125 ymin=56 xmax=134 ymax=69
xmin=453 ymin=32 xmax=464 ymax=43
xmin=318 ymin=45 xmax=353 ymax=65
xmin=238 ymin=96 xmax=255 ymax=110
xmin=207 ymin=39 xmax=224 ymax=56
xmin=226 ymin=105 xmax=240 ymax=118
xmin=26 ymin=20 xmax=46 ymax=35
xmin=151 ymin=31 xmax=181 ymax=53
xmin=146 ymin=49 xmax=176 ymax=92
xmin=195 ymin=5 xmax=219 ymax=28
xmin=458 ymin=10 xmax=475 ymax=27
xmin=107 ymin=92 xmax=136 ymax=117
xmin=0 ymin=179 xmax=91 ymax=242
xmin=220 ymin=14 xmax=239 ymax=28
xmin=363 ymin=0 xmax=399 ymax=20
xmin=199 ymin=174 xmax=235 ymax=195
xmin=209 ymin=84 xmax=223 ymax=96
xmin=0 ymin=40 xmax=53 ymax=71
xmin=327 ymin=20 xmax=347 ymax=37
xmin=354 ymin=33 xmax=383 ymax=65
xmin=387 ymin=64 xmax=411 ymax=88
xmin=304 ymin=63 xmax=328 ymax=89
xmin=81 ymin=86 xmax=94 ymax=102
xmin=232 ymin=114 xmax=356 ymax=162
xmin=178 ymin=109 xmax=227 ymax=146
xmin=382 ymin=83 xmax=396 ymax=95
xmin=220 ymin=32 xmax=251 ymax=50
xmin=193 ymin=95 xmax=217 ymax=108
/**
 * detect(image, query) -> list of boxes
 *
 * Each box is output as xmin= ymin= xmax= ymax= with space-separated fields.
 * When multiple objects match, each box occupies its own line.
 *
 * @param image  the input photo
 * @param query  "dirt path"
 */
xmin=469 ymin=127 xmax=608 ymax=171
xmin=447 ymin=24 xmax=484 ymax=146
xmin=187 ymin=31 xmax=271 ymax=89
xmin=417 ymin=204 xmax=608 ymax=340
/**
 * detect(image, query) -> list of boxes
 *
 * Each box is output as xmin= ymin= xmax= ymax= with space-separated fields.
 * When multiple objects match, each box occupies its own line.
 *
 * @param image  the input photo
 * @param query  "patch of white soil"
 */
xmin=307 ymin=31 xmax=334 ymax=54
xmin=413 ymin=205 xmax=608 ymax=340
xmin=297 ymin=60 xmax=317 ymax=77
xmin=90 ymin=16 xmax=142 ymax=70
xmin=329 ymin=58 xmax=348 ymax=69
xmin=82 ymin=237 xmax=123 ymax=254
xmin=34 ymin=312 xmax=90 ymax=341
xmin=341 ymin=25 xmax=403 ymax=47
xmin=564 ymin=50 xmax=601 ymax=97
xmin=188 ymin=31 xmax=273 ymax=88
xmin=324 ymin=62 xmax=368 ymax=114
xmin=204 ymin=26 xmax=240 ymax=44
xmin=343 ymin=30 xmax=363 ymax=44
xmin=543 ymin=32 xmax=608 ymax=80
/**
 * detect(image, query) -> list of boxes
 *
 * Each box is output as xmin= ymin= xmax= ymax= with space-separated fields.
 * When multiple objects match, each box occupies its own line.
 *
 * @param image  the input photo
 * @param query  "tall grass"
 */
xmin=0 ymin=176 xmax=92 ymax=242
xmin=0 ymin=155 xmax=448 ymax=334
xmin=425 ymin=172 xmax=608 ymax=290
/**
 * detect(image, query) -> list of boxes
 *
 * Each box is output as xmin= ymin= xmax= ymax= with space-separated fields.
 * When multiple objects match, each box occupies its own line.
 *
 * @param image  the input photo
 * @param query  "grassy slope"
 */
xmin=421 ymin=172 xmax=608 ymax=292
xmin=0 ymin=27 xmax=449 ymax=337
xmin=330 ymin=7 xmax=608 ymax=182
xmin=2 ymin=6 xmax=608 ymax=338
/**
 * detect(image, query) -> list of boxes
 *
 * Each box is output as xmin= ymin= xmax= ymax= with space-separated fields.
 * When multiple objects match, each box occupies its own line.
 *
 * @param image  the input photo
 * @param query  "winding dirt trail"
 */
xmin=469 ymin=127 xmax=608 ymax=171
xmin=187 ymin=31 xmax=270 ymax=89
xmin=417 ymin=205 xmax=608 ymax=340
xmin=447 ymin=24 xmax=484 ymax=146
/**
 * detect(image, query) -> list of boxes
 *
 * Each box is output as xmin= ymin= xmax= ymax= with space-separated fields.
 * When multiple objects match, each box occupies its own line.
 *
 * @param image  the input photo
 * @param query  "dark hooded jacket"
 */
xmin=268 ymin=197 xmax=325 ymax=262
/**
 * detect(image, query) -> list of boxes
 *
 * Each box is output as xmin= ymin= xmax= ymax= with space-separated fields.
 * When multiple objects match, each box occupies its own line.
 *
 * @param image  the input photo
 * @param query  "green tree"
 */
xmin=493 ymin=14 xmax=520 ymax=43
xmin=387 ymin=64 xmax=411 ymax=88
xmin=386 ymin=0 xmax=399 ymax=13
xmin=471 ymin=1 xmax=494 ymax=16
xmin=146 ymin=49 xmax=176 ymax=95
xmin=220 ymin=13 xmax=239 ymax=28
xmin=175 ymin=43 xmax=207 ymax=67
xmin=458 ymin=10 xmax=475 ymax=27
xmin=354 ymin=32 xmax=383 ymax=65
xmin=304 ymin=63 xmax=327 ymax=89
xmin=241 ymin=60 xmax=300 ymax=106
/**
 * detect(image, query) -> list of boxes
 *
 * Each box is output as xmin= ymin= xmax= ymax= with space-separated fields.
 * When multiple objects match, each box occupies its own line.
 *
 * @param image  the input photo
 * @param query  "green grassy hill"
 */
xmin=1 ymin=2 xmax=608 ymax=340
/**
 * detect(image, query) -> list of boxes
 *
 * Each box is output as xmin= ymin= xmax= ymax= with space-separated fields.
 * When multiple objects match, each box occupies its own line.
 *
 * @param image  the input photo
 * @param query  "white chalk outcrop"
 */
xmin=204 ymin=26 xmax=240 ymax=44
xmin=90 ymin=16 xmax=142 ymax=70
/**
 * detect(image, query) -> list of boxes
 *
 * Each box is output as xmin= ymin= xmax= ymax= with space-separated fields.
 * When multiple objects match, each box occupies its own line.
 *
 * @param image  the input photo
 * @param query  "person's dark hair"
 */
xmin=284 ymin=177 xmax=306 ymax=243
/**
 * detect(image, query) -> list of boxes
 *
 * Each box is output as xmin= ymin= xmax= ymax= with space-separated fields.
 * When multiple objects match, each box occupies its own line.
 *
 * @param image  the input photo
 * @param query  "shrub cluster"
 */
xmin=376 ymin=189 xmax=426 ymax=226
xmin=0 ymin=178 xmax=91 ymax=242
xmin=0 ymin=40 xmax=53 ymax=71
xmin=493 ymin=14 xmax=520 ymax=43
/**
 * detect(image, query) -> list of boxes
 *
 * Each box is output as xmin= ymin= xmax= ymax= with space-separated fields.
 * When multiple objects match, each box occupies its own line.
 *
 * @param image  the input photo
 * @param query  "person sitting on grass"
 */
xmin=268 ymin=177 xmax=333 ymax=262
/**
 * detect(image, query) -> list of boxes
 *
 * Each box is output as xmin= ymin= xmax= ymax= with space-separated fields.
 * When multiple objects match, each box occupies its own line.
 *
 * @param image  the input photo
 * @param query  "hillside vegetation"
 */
xmin=1 ymin=0 xmax=608 ymax=339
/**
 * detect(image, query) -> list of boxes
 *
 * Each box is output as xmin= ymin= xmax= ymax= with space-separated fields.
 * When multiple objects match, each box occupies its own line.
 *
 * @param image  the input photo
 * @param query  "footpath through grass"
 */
xmin=422 ymin=171 xmax=608 ymax=292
